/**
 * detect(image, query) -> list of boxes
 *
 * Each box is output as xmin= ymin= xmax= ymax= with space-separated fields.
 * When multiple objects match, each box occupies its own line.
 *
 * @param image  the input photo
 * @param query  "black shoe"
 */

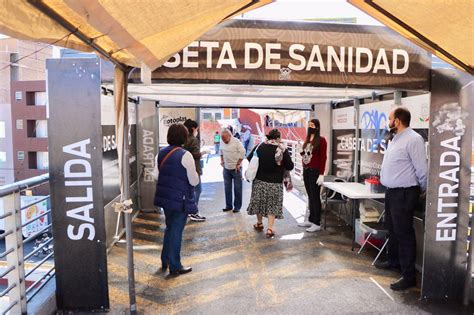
xmin=374 ymin=260 xmax=400 ymax=271
xmin=390 ymin=276 xmax=416 ymax=291
xmin=161 ymin=264 xmax=168 ymax=271
xmin=169 ymin=266 xmax=192 ymax=276
xmin=223 ymin=208 xmax=233 ymax=212
xmin=232 ymin=209 xmax=240 ymax=213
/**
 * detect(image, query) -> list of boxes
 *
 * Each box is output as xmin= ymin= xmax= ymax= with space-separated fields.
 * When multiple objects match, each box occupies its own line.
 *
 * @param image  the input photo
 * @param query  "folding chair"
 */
xmin=357 ymin=210 xmax=389 ymax=265
xmin=322 ymin=177 xmax=349 ymax=230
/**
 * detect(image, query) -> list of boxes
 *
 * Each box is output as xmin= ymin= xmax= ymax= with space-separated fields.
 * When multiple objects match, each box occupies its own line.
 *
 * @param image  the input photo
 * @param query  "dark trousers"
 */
xmin=385 ymin=186 xmax=420 ymax=280
xmin=303 ymin=168 xmax=321 ymax=225
xmin=195 ymin=176 xmax=202 ymax=206
xmin=223 ymin=168 xmax=243 ymax=211
xmin=161 ymin=208 xmax=188 ymax=272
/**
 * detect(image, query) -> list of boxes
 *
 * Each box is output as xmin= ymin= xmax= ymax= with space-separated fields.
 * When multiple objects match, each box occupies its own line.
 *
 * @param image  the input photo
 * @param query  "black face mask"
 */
xmin=307 ymin=127 xmax=317 ymax=135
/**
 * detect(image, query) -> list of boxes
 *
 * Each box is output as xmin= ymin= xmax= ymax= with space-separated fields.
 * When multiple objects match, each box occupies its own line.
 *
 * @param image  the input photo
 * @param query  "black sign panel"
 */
xmin=422 ymin=69 xmax=473 ymax=301
xmin=47 ymin=59 xmax=109 ymax=311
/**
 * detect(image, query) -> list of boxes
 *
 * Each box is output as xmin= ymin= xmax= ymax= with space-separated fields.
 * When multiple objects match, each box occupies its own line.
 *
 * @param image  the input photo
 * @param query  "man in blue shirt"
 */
xmin=377 ymin=107 xmax=427 ymax=291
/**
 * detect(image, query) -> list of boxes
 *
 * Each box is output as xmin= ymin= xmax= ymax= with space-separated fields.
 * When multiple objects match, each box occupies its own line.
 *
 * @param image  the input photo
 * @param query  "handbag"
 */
xmin=245 ymin=143 xmax=262 ymax=182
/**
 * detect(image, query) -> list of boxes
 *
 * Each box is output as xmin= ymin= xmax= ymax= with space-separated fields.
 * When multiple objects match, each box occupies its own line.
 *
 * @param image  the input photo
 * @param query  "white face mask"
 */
xmin=193 ymin=130 xmax=198 ymax=137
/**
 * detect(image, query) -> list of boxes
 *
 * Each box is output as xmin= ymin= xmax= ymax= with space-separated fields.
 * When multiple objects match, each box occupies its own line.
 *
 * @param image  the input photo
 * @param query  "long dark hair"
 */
xmin=303 ymin=119 xmax=320 ymax=150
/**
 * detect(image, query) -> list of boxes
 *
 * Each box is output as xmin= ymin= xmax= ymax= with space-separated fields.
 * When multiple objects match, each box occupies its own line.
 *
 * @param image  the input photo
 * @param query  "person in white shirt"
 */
xmin=220 ymin=129 xmax=246 ymax=213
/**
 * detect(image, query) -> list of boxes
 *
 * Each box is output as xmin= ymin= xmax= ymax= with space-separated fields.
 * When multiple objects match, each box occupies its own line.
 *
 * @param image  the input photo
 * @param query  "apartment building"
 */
xmin=0 ymin=38 xmax=51 ymax=189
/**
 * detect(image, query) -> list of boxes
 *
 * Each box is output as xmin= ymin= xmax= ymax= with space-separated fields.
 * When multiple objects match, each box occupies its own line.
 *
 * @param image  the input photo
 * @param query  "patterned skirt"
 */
xmin=247 ymin=179 xmax=284 ymax=219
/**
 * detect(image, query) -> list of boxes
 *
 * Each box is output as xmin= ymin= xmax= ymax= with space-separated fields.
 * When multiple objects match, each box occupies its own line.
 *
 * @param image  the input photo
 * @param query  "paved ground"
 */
xmin=107 ymin=156 xmax=473 ymax=315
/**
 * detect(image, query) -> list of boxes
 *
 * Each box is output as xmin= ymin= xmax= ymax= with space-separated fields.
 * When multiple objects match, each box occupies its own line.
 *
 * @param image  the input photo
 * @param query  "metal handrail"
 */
xmin=24 ymin=238 xmax=53 ymax=261
xmin=25 ymin=266 xmax=55 ymax=296
xmin=20 ymin=195 xmax=50 ymax=211
xmin=22 ymin=209 xmax=51 ymax=228
xmin=1 ymin=301 xmax=18 ymax=315
xmin=23 ymin=224 xmax=52 ymax=244
xmin=0 ymin=247 xmax=15 ymax=259
xmin=25 ymin=252 xmax=54 ymax=278
xmin=0 ymin=230 xmax=13 ymax=240
xmin=0 ymin=283 xmax=17 ymax=298
xmin=26 ymin=270 xmax=55 ymax=302
xmin=0 ymin=173 xmax=49 ymax=197
xmin=0 ymin=211 xmax=13 ymax=220
xmin=0 ymin=265 xmax=16 ymax=278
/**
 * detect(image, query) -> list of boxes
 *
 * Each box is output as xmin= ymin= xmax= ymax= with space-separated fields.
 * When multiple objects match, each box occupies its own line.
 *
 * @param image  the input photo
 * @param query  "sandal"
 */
xmin=253 ymin=222 xmax=264 ymax=231
xmin=266 ymin=228 xmax=275 ymax=238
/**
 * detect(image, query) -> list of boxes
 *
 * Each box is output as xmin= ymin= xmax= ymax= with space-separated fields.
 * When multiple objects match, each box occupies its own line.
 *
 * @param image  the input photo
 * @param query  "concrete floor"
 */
xmin=107 ymin=158 xmax=473 ymax=315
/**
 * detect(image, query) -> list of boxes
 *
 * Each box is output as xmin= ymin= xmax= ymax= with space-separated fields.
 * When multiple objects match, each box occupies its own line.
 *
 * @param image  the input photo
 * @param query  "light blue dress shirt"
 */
xmin=380 ymin=128 xmax=428 ymax=191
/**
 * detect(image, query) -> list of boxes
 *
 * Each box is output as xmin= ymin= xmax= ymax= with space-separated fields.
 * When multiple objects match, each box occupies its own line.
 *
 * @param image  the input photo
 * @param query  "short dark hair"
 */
xmin=393 ymin=107 xmax=411 ymax=127
xmin=183 ymin=119 xmax=198 ymax=134
xmin=266 ymin=129 xmax=281 ymax=140
xmin=167 ymin=124 xmax=188 ymax=146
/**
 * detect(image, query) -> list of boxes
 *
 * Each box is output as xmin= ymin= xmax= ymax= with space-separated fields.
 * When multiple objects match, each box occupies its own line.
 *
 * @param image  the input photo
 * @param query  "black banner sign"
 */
xmin=47 ymin=59 xmax=109 ymax=311
xmin=131 ymin=20 xmax=431 ymax=90
xmin=422 ymin=69 xmax=473 ymax=301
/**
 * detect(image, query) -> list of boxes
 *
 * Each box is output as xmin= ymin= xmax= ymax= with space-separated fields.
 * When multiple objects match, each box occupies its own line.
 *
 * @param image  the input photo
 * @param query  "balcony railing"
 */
xmin=0 ymin=174 xmax=54 ymax=314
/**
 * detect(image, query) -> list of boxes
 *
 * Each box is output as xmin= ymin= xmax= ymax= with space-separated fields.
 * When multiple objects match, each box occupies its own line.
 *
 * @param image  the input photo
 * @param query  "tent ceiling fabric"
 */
xmin=108 ymin=83 xmax=385 ymax=109
xmin=348 ymin=0 xmax=474 ymax=74
xmin=0 ymin=0 xmax=272 ymax=69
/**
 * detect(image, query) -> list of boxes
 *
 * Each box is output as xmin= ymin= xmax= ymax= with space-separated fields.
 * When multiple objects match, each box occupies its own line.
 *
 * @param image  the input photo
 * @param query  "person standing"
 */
xmin=246 ymin=129 xmax=294 ymax=237
xmin=220 ymin=129 xmax=246 ymax=213
xmin=242 ymin=127 xmax=252 ymax=154
xmin=377 ymin=107 xmax=427 ymax=291
xmin=298 ymin=119 xmax=327 ymax=233
xmin=154 ymin=124 xmax=199 ymax=276
xmin=214 ymin=131 xmax=221 ymax=155
xmin=183 ymin=119 xmax=208 ymax=222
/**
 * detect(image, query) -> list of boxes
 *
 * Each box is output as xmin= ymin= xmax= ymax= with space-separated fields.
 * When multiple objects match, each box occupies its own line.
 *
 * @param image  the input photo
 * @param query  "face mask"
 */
xmin=388 ymin=121 xmax=397 ymax=134
xmin=193 ymin=130 xmax=198 ymax=137
xmin=307 ymin=127 xmax=317 ymax=135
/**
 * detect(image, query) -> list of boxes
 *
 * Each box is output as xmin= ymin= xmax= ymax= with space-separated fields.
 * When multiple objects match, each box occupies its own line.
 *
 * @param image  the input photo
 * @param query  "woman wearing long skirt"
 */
xmin=246 ymin=129 xmax=294 ymax=238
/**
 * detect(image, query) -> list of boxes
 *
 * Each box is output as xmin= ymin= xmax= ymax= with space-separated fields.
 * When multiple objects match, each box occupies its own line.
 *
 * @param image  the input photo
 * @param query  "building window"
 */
xmin=28 ymin=152 xmax=37 ymax=169
xmin=27 ymin=120 xmax=47 ymax=138
xmin=202 ymin=113 xmax=212 ymax=120
xmin=0 ymin=121 xmax=5 ymax=138
xmin=215 ymin=113 xmax=222 ymax=120
xmin=0 ymin=151 xmax=6 ymax=163
xmin=26 ymin=92 xmax=35 ymax=106
xmin=36 ymin=151 xmax=49 ymax=170
xmin=15 ymin=91 xmax=22 ymax=101
xmin=35 ymin=92 xmax=47 ymax=106
xmin=16 ymin=119 xmax=23 ymax=129
xmin=17 ymin=151 xmax=25 ymax=160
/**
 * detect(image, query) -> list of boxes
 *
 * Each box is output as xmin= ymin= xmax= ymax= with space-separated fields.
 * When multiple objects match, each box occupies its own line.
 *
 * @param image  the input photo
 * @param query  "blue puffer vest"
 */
xmin=154 ymin=146 xmax=198 ymax=214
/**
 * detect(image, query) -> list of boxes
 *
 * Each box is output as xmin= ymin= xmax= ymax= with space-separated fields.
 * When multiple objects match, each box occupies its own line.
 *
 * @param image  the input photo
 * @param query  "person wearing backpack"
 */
xmin=246 ymin=129 xmax=294 ymax=238
xmin=154 ymin=124 xmax=199 ymax=276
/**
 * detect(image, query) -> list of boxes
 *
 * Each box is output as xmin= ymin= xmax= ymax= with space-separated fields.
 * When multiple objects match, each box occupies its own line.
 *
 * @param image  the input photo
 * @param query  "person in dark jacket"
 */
xmin=298 ymin=119 xmax=328 ymax=233
xmin=154 ymin=124 xmax=199 ymax=276
xmin=183 ymin=119 xmax=209 ymax=222
xmin=246 ymin=129 xmax=294 ymax=238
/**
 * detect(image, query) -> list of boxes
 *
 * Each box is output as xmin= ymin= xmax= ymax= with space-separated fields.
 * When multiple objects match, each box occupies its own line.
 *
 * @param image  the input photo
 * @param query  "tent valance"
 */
xmin=0 ymin=0 xmax=271 ymax=70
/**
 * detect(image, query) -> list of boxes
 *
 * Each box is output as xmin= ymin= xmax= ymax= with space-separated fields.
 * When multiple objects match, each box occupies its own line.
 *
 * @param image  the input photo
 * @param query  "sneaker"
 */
xmin=232 ymin=209 xmax=240 ymax=213
xmin=298 ymin=221 xmax=312 ymax=227
xmin=189 ymin=214 xmax=206 ymax=222
xmin=306 ymin=224 xmax=321 ymax=233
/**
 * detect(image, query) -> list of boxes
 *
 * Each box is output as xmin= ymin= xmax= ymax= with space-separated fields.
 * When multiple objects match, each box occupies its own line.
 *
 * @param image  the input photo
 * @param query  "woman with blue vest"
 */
xmin=154 ymin=123 xmax=199 ymax=276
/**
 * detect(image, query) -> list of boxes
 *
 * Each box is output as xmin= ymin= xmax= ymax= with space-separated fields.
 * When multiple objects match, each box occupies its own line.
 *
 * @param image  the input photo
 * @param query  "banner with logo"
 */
xmin=137 ymin=100 xmax=159 ymax=210
xmin=158 ymin=107 xmax=196 ymax=146
xmin=47 ymin=58 xmax=109 ymax=311
xmin=131 ymin=20 xmax=431 ymax=90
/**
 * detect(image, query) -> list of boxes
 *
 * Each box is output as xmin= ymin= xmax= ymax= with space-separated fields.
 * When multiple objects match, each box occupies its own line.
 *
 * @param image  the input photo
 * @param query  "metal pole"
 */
xmin=122 ymin=70 xmax=137 ymax=314
xmin=353 ymin=98 xmax=360 ymax=182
